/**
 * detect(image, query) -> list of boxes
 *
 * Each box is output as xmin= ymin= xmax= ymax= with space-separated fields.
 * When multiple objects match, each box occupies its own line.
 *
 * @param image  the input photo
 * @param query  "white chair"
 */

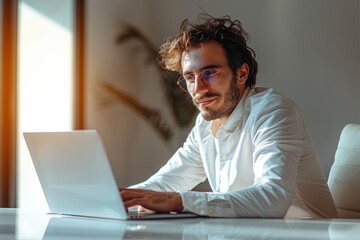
xmin=328 ymin=123 xmax=360 ymax=218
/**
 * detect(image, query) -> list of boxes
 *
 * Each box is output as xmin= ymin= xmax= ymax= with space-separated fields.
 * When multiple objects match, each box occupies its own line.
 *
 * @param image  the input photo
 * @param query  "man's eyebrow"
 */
xmin=183 ymin=64 xmax=221 ymax=75
xmin=202 ymin=64 xmax=221 ymax=70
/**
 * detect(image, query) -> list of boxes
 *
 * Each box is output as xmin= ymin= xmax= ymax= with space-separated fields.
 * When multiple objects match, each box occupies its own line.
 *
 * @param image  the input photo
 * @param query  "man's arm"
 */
xmin=130 ymin=119 xmax=207 ymax=192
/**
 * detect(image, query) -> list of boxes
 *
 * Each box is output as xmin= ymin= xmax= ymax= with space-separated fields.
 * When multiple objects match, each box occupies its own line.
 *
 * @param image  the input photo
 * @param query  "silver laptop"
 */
xmin=23 ymin=130 xmax=198 ymax=220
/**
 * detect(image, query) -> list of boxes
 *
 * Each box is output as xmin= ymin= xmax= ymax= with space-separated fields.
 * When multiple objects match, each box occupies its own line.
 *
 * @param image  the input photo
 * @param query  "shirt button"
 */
xmin=222 ymin=155 xmax=227 ymax=160
xmin=191 ymin=205 xmax=196 ymax=211
xmin=208 ymin=208 xmax=215 ymax=215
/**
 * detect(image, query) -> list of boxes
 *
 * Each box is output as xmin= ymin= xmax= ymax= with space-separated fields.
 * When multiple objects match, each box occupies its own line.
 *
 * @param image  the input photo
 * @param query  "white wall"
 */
xmin=86 ymin=0 xmax=360 ymax=188
xmin=85 ymin=0 xmax=193 ymax=187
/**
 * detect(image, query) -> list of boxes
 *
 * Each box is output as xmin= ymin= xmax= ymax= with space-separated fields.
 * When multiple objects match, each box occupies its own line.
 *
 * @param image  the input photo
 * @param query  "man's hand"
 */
xmin=120 ymin=188 xmax=184 ymax=213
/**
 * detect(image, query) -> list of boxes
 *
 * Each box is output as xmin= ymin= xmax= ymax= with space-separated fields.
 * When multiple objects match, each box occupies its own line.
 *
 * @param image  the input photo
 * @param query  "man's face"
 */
xmin=181 ymin=41 xmax=247 ymax=122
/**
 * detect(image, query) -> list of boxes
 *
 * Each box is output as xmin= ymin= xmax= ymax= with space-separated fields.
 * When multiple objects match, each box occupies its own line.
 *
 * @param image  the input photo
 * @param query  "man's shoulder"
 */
xmin=249 ymin=87 xmax=284 ymax=100
xmin=248 ymin=87 xmax=295 ymax=107
xmin=246 ymin=87 xmax=300 ymax=116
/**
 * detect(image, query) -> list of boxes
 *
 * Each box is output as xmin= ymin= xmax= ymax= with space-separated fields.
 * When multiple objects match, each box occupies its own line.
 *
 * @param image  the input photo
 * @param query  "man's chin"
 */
xmin=196 ymin=104 xmax=223 ymax=121
xmin=199 ymin=109 xmax=217 ymax=121
xmin=198 ymin=104 xmax=236 ymax=121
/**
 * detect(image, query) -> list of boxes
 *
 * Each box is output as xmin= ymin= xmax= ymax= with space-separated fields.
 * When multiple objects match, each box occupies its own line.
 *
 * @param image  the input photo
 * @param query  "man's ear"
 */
xmin=236 ymin=63 xmax=249 ymax=86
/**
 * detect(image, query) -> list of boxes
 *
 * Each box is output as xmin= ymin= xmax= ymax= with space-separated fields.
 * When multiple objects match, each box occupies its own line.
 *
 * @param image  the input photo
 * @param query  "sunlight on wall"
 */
xmin=17 ymin=1 xmax=73 ymax=211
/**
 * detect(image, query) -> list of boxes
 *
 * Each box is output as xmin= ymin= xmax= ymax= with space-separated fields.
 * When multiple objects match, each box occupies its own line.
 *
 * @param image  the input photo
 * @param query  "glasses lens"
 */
xmin=177 ymin=66 xmax=227 ymax=93
xmin=201 ymin=68 xmax=219 ymax=83
xmin=177 ymin=77 xmax=189 ymax=92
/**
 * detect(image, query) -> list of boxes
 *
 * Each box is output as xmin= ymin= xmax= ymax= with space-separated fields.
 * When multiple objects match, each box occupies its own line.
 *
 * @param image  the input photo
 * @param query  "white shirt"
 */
xmin=132 ymin=87 xmax=338 ymax=218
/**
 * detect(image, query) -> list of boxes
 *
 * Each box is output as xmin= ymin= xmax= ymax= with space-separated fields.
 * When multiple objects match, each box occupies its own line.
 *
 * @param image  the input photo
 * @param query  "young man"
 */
xmin=120 ymin=15 xmax=338 ymax=218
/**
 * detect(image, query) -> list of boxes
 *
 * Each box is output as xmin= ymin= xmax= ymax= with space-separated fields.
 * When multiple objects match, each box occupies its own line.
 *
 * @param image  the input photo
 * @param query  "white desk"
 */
xmin=1 ymin=208 xmax=359 ymax=239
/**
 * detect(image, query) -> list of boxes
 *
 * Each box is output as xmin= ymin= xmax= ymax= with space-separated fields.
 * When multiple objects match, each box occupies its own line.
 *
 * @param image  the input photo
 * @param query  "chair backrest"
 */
xmin=328 ymin=123 xmax=360 ymax=218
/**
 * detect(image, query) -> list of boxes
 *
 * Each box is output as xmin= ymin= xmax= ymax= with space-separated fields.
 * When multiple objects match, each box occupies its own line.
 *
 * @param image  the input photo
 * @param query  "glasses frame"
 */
xmin=177 ymin=65 xmax=229 ymax=93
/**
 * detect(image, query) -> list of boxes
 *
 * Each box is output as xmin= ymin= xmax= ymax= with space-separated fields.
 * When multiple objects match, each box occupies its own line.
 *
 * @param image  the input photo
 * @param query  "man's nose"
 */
xmin=193 ymin=75 xmax=208 ymax=94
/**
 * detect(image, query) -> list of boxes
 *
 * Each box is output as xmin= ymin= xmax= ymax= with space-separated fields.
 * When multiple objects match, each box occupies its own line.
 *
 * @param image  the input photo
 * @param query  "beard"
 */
xmin=193 ymin=75 xmax=241 ymax=121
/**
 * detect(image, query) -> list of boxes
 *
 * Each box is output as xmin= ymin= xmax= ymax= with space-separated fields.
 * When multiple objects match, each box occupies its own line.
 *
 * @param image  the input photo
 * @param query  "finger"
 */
xmin=120 ymin=190 xmax=146 ymax=201
xmin=120 ymin=189 xmax=157 ymax=201
xmin=138 ymin=205 xmax=146 ymax=212
xmin=122 ymin=193 xmax=156 ymax=211
xmin=138 ymin=205 xmax=156 ymax=213
xmin=123 ymin=198 xmax=144 ymax=209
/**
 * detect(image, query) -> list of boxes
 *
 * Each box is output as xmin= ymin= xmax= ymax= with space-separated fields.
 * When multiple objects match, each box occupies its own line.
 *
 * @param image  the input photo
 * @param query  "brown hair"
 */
xmin=157 ymin=14 xmax=258 ymax=88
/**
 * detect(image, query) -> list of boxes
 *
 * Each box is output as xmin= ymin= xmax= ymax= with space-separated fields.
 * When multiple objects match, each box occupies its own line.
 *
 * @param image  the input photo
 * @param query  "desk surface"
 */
xmin=1 ymin=208 xmax=359 ymax=240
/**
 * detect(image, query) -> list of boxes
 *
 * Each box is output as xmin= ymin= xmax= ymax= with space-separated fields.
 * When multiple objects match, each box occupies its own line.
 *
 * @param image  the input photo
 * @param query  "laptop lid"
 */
xmin=24 ymin=130 xmax=199 ymax=220
xmin=23 ymin=130 xmax=128 ymax=220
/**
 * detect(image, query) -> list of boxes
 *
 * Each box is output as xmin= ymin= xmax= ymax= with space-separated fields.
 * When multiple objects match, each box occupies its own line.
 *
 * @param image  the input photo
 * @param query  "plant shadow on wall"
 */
xmin=100 ymin=23 xmax=197 ymax=141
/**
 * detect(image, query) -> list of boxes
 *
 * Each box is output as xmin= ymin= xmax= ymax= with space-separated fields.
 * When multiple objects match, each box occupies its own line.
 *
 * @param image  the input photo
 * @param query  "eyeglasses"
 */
xmin=177 ymin=65 xmax=229 ymax=92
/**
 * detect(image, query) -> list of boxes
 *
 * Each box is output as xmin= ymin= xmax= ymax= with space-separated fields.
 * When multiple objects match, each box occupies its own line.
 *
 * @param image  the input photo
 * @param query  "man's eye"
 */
xmin=184 ymin=75 xmax=195 ymax=83
xmin=202 ymin=69 xmax=217 ymax=79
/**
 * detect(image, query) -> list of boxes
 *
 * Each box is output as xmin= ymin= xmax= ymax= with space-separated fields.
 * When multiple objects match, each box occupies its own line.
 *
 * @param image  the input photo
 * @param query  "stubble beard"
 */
xmin=193 ymin=75 xmax=241 ymax=121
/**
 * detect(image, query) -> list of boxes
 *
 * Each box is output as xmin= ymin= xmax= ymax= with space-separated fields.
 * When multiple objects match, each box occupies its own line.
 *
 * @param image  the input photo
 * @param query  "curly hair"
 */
xmin=157 ymin=14 xmax=258 ymax=88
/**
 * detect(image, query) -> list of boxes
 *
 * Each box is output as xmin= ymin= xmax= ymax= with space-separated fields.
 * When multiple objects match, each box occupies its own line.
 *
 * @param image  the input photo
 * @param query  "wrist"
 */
xmin=174 ymin=192 xmax=184 ymax=212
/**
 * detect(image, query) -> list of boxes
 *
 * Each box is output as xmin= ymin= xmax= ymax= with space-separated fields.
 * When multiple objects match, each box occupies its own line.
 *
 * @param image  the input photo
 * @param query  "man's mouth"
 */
xmin=196 ymin=96 xmax=217 ymax=107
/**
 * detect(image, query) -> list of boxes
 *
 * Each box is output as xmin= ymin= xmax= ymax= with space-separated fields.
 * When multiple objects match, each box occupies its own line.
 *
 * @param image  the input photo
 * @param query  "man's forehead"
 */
xmin=181 ymin=42 xmax=227 ymax=72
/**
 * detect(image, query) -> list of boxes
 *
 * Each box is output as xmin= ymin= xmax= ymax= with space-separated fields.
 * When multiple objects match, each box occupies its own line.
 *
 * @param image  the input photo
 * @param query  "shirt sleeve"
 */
xmin=180 ymin=99 xmax=305 ymax=217
xmin=130 ymin=121 xmax=208 ymax=192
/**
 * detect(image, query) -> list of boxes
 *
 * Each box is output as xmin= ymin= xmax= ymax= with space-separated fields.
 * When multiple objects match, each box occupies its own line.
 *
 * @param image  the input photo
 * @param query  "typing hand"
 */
xmin=119 ymin=188 xmax=184 ymax=213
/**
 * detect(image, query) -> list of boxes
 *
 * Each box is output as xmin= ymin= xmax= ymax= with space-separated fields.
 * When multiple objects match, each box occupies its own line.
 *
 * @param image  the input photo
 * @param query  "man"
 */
xmin=120 ymin=14 xmax=338 ymax=218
